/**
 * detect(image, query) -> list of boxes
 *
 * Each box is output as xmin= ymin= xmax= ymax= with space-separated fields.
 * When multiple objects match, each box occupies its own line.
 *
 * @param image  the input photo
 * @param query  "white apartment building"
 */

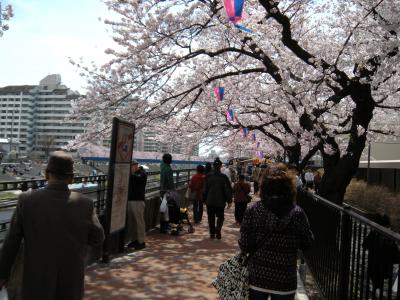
xmin=133 ymin=129 xmax=199 ymax=155
xmin=0 ymin=74 xmax=85 ymax=157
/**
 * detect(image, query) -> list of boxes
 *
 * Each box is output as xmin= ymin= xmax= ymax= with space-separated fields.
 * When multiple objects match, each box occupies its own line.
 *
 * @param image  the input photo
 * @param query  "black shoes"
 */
xmin=210 ymin=234 xmax=216 ymax=239
xmin=127 ymin=241 xmax=138 ymax=248
xmin=134 ymin=242 xmax=146 ymax=250
xmin=216 ymin=232 xmax=222 ymax=240
xmin=127 ymin=241 xmax=146 ymax=250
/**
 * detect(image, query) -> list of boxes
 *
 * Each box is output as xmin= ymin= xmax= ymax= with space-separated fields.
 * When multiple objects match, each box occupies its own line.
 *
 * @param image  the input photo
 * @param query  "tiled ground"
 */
xmin=84 ymin=201 xmax=308 ymax=300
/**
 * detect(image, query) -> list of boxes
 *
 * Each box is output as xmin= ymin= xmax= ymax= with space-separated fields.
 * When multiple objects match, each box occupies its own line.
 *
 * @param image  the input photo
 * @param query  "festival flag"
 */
xmin=223 ymin=0 xmax=244 ymax=24
xmin=241 ymin=127 xmax=248 ymax=138
xmin=214 ymin=87 xmax=224 ymax=102
xmin=226 ymin=109 xmax=235 ymax=123
xmin=223 ymin=0 xmax=254 ymax=33
xmin=256 ymin=142 xmax=260 ymax=148
xmin=250 ymin=131 xmax=256 ymax=142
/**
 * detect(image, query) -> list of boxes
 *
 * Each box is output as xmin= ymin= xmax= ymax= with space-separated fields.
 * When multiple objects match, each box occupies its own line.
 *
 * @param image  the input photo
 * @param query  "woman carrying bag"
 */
xmin=239 ymin=164 xmax=314 ymax=300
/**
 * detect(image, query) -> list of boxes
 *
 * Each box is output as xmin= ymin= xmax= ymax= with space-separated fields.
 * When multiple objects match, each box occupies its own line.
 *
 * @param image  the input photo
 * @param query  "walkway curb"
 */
xmin=297 ymin=272 xmax=310 ymax=300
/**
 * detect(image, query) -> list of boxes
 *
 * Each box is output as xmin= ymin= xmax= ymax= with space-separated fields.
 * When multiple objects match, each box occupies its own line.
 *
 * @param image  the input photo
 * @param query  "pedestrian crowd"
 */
xmin=0 ymin=151 xmax=316 ymax=300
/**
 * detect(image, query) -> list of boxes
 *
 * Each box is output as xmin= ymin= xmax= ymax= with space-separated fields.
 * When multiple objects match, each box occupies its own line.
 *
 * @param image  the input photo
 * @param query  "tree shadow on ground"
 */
xmin=84 ymin=205 xmax=241 ymax=300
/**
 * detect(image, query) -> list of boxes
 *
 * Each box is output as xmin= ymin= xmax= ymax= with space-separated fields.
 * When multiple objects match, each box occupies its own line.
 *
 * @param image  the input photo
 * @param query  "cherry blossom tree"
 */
xmin=0 ymin=2 xmax=13 ymax=37
xmin=71 ymin=0 xmax=400 ymax=204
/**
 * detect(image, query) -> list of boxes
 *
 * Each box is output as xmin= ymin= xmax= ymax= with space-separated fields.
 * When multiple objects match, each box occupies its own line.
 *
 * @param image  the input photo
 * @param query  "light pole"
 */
xmin=366 ymin=141 xmax=371 ymax=184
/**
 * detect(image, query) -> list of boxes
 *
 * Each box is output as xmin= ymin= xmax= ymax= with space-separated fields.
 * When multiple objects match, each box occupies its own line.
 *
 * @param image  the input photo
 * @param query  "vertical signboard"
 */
xmin=106 ymin=118 xmax=135 ymax=234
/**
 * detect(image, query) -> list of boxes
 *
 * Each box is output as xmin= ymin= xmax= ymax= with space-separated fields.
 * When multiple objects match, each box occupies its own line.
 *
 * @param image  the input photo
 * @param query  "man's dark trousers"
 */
xmin=207 ymin=205 xmax=224 ymax=235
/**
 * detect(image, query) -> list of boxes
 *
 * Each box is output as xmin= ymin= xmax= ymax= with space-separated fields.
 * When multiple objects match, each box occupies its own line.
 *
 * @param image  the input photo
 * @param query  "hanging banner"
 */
xmin=224 ymin=0 xmax=244 ymax=23
xmin=241 ymin=127 xmax=248 ymax=138
xmin=214 ymin=87 xmax=225 ymax=102
xmin=226 ymin=109 xmax=235 ymax=123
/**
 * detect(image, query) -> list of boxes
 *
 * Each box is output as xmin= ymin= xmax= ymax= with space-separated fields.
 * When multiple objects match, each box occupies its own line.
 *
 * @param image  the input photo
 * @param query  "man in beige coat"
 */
xmin=0 ymin=151 xmax=105 ymax=300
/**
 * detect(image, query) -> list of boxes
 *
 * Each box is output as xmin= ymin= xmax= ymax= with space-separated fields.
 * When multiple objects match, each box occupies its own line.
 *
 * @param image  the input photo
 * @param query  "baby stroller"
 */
xmin=164 ymin=191 xmax=195 ymax=235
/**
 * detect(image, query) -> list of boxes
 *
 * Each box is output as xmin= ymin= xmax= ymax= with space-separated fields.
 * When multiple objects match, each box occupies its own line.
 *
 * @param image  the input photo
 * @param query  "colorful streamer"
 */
xmin=250 ymin=132 xmax=256 ymax=142
xmin=214 ymin=87 xmax=225 ymax=102
xmin=234 ymin=24 xmax=253 ymax=33
xmin=256 ymin=142 xmax=260 ymax=148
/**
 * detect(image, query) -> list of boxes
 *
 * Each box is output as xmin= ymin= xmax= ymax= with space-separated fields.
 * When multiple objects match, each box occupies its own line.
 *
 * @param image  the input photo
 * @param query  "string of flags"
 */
xmin=208 ymin=0 xmax=261 ymax=157
xmin=213 ymin=85 xmax=265 ymax=158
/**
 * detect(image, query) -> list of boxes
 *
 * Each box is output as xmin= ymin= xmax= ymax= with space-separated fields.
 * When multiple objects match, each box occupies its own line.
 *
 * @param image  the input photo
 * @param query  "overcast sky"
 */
xmin=0 ymin=0 xmax=115 ymax=92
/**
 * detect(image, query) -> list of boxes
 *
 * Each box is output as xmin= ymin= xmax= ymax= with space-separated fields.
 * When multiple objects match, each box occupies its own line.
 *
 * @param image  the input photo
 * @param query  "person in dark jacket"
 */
xmin=203 ymin=157 xmax=232 ymax=239
xmin=0 ymin=151 xmax=105 ymax=300
xmin=239 ymin=163 xmax=313 ymax=300
xmin=233 ymin=174 xmax=251 ymax=224
xmin=126 ymin=159 xmax=147 ymax=250
xmin=204 ymin=162 xmax=212 ymax=175
xmin=159 ymin=153 xmax=174 ymax=233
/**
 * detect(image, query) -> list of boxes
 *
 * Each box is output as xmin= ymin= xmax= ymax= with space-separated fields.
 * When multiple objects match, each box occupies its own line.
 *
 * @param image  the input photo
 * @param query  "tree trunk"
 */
xmin=319 ymin=83 xmax=375 ymax=205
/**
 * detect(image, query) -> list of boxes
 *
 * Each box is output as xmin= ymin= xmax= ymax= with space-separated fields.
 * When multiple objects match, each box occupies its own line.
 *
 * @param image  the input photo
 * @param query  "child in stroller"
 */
xmin=164 ymin=191 xmax=195 ymax=235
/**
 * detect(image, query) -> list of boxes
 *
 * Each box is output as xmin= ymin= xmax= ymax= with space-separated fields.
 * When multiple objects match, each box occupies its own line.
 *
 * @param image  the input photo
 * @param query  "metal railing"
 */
xmin=298 ymin=190 xmax=400 ymax=300
xmin=0 ymin=169 xmax=195 ymax=243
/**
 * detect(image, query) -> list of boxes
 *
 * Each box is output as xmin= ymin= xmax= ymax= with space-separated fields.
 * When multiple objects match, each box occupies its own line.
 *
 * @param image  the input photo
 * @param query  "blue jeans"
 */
xmin=249 ymin=288 xmax=295 ymax=300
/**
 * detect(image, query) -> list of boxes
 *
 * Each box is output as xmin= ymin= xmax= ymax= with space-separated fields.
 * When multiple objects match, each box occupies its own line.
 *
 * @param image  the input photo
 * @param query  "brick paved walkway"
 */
xmin=84 ymin=202 xmax=308 ymax=300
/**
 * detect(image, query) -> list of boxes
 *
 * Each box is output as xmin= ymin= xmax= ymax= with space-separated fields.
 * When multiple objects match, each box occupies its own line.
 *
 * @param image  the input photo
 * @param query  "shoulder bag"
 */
xmin=211 ymin=230 xmax=272 ymax=300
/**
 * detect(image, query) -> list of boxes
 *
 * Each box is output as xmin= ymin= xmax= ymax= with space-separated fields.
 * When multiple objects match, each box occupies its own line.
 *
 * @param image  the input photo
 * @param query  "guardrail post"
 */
xmin=175 ymin=170 xmax=180 ymax=187
xmin=337 ymin=207 xmax=352 ymax=300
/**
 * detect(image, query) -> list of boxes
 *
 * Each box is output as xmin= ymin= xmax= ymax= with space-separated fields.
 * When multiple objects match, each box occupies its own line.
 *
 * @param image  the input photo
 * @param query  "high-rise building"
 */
xmin=0 ymin=74 xmax=85 ymax=157
xmin=133 ymin=129 xmax=199 ymax=155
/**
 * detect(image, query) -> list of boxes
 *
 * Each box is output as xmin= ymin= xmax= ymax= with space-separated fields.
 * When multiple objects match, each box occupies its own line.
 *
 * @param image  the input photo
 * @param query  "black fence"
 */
xmin=0 ymin=169 xmax=195 ymax=244
xmin=355 ymin=168 xmax=400 ymax=193
xmin=298 ymin=191 xmax=400 ymax=300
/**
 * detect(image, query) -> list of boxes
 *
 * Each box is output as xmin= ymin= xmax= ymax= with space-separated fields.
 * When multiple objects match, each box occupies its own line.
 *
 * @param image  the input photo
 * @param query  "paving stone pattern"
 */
xmin=84 ymin=200 xmax=305 ymax=300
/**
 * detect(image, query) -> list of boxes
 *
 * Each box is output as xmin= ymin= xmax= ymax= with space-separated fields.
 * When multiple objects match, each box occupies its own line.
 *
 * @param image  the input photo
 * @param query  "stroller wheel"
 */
xmin=188 ymin=226 xmax=195 ymax=234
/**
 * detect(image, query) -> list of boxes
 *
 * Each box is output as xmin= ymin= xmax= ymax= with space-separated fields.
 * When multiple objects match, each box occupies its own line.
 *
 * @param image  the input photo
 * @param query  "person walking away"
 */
xmin=252 ymin=164 xmax=261 ymax=195
xmin=126 ymin=159 xmax=147 ymax=250
xmin=203 ymin=157 xmax=232 ymax=239
xmin=313 ymin=170 xmax=322 ymax=195
xmin=204 ymin=162 xmax=212 ymax=175
xmin=239 ymin=163 xmax=313 ymax=300
xmin=189 ymin=165 xmax=206 ymax=224
xmin=159 ymin=153 xmax=174 ymax=233
xmin=233 ymin=174 xmax=251 ymax=225
xmin=304 ymin=169 xmax=314 ymax=191
xmin=0 ymin=151 xmax=104 ymax=300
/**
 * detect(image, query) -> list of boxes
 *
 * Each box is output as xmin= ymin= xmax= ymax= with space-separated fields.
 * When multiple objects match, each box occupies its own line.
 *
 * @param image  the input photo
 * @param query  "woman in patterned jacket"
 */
xmin=239 ymin=163 xmax=313 ymax=300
